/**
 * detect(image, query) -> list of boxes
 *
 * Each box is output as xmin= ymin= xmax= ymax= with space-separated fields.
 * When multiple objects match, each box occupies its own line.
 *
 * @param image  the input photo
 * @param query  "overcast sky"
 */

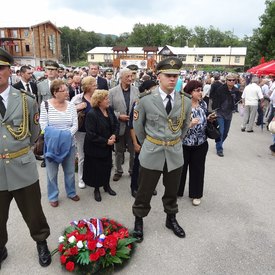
xmin=1 ymin=0 xmax=266 ymax=38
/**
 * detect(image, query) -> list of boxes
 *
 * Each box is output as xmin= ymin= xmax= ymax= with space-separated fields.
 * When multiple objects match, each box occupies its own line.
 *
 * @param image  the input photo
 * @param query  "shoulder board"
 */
xmin=138 ymin=90 xmax=152 ymax=99
xmin=20 ymin=89 xmax=36 ymax=99
xmin=180 ymin=91 xmax=192 ymax=99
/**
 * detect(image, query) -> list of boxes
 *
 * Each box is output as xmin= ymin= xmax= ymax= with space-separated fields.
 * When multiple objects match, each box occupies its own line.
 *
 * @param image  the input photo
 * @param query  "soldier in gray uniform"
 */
xmin=37 ymin=60 xmax=59 ymax=167
xmin=132 ymin=57 xmax=192 ymax=241
xmin=37 ymin=60 xmax=59 ymax=106
xmin=0 ymin=48 xmax=51 ymax=268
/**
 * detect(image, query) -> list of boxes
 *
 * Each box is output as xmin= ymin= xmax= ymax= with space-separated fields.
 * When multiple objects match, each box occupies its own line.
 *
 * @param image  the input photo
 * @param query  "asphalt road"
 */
xmin=1 ymin=112 xmax=275 ymax=275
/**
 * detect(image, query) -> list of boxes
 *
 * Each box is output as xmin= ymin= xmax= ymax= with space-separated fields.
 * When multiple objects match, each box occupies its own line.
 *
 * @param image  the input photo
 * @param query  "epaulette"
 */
xmin=180 ymin=91 xmax=192 ymax=99
xmin=138 ymin=89 xmax=152 ymax=99
xmin=20 ymin=89 xmax=36 ymax=99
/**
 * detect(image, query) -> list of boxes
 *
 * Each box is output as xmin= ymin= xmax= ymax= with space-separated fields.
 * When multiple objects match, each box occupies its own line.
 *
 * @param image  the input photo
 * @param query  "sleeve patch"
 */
xmin=133 ymin=110 xmax=139 ymax=121
xmin=34 ymin=113 xmax=39 ymax=125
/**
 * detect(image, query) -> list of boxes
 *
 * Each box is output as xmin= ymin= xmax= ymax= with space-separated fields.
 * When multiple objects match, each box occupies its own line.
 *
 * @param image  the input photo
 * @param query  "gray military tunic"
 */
xmin=133 ymin=87 xmax=191 ymax=172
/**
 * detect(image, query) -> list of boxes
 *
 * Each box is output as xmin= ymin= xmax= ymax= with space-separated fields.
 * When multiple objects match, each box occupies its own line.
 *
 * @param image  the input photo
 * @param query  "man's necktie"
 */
xmin=75 ymin=87 xmax=79 ymax=95
xmin=0 ymin=95 xmax=6 ymax=118
xmin=166 ymin=94 xmax=172 ymax=114
xmin=26 ymin=83 xmax=31 ymax=92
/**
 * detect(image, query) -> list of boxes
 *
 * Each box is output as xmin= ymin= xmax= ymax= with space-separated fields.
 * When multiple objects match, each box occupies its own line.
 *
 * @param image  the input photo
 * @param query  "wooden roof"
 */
xmin=112 ymin=46 xmax=129 ymax=52
xmin=142 ymin=47 xmax=158 ymax=52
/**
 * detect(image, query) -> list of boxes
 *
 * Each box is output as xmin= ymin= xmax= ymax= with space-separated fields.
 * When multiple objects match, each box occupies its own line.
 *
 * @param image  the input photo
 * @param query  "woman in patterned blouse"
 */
xmin=178 ymin=80 xmax=213 ymax=206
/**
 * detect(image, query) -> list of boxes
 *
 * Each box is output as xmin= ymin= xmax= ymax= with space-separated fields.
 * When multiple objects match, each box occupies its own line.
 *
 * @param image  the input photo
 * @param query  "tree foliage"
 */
xmin=59 ymin=1 xmax=274 ymax=68
xmin=245 ymin=0 xmax=275 ymax=67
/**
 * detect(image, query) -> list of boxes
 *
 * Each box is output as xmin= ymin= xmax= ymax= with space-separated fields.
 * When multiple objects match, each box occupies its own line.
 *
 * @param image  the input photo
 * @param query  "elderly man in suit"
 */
xmin=109 ymin=68 xmax=139 ymax=181
xmin=89 ymin=63 xmax=108 ymax=90
xmin=0 ymin=48 xmax=51 ymax=269
xmin=132 ymin=57 xmax=192 ymax=242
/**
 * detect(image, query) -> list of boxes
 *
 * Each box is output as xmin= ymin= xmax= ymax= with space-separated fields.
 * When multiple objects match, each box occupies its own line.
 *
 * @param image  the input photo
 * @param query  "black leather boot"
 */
xmin=37 ymin=240 xmax=51 ymax=267
xmin=166 ymin=214 xmax=186 ymax=238
xmin=133 ymin=216 xmax=143 ymax=242
xmin=94 ymin=188 xmax=102 ymax=202
xmin=103 ymin=184 xmax=116 ymax=196
xmin=0 ymin=247 xmax=7 ymax=269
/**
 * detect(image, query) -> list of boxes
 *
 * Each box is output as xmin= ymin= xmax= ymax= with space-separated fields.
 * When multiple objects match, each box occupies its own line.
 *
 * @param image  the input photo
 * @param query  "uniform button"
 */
xmin=3 ymin=135 xmax=7 ymax=138
xmin=4 ymin=148 xmax=8 ymax=152
xmin=6 ymin=160 xmax=10 ymax=164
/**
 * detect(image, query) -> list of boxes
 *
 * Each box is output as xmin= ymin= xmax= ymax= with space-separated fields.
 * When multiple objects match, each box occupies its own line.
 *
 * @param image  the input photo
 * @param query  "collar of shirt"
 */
xmin=159 ymin=88 xmax=175 ymax=107
xmin=0 ymin=86 xmax=11 ymax=108
xmin=22 ymin=80 xmax=31 ymax=90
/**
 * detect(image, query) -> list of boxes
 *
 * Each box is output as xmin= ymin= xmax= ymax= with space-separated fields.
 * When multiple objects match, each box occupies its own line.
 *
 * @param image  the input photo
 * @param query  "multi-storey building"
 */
xmin=0 ymin=21 xmax=61 ymax=67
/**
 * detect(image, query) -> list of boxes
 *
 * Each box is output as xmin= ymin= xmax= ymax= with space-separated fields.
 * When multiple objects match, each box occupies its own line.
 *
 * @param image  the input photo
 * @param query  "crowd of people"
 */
xmin=1 ymin=45 xmax=275 ymax=269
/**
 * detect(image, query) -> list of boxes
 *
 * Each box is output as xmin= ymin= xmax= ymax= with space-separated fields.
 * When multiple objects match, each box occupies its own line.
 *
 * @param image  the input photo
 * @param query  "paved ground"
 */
xmin=1 ymin=112 xmax=275 ymax=275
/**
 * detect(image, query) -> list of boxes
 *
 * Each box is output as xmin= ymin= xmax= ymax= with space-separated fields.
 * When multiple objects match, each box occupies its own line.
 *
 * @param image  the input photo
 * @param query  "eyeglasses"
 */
xmin=227 ymin=79 xmax=236 ymax=82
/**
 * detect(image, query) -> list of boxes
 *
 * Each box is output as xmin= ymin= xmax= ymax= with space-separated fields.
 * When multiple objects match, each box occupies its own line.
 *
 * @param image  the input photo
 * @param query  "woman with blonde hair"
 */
xmin=71 ymin=76 xmax=97 ymax=189
xmin=83 ymin=90 xmax=119 ymax=202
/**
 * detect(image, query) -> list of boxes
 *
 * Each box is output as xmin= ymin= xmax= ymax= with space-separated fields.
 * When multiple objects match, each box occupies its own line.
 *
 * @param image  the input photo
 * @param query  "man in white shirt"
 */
xmin=241 ymin=76 xmax=263 ymax=132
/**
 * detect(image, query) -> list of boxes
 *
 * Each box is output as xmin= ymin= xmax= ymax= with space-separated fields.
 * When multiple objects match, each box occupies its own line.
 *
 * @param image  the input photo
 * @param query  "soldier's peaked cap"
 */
xmin=127 ymin=64 xmax=138 ymax=71
xmin=45 ymin=60 xmax=59 ymax=69
xmin=105 ymin=68 xmax=113 ymax=73
xmin=0 ymin=48 xmax=14 ymax=66
xmin=156 ymin=57 xmax=182 ymax=75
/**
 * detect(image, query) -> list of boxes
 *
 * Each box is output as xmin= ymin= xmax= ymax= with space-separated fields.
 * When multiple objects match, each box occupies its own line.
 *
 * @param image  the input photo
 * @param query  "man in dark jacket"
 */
xmin=212 ymin=73 xmax=238 ymax=157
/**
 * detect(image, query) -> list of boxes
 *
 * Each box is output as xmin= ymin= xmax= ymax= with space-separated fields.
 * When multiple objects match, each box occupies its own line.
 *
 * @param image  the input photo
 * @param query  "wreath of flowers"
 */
xmin=52 ymin=218 xmax=136 ymax=274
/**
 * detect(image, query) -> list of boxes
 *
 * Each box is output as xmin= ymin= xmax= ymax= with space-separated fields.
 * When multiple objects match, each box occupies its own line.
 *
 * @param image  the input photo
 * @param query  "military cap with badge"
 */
xmin=0 ymin=47 xmax=14 ymax=66
xmin=156 ymin=57 xmax=182 ymax=75
xmin=105 ymin=68 xmax=113 ymax=74
xmin=127 ymin=64 xmax=139 ymax=71
xmin=45 ymin=60 xmax=59 ymax=70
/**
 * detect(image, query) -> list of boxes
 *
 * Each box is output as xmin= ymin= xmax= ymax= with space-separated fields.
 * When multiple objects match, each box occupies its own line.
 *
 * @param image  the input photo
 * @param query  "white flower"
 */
xmin=68 ymin=236 xmax=76 ymax=243
xmin=77 ymin=241 xmax=83 ymax=249
xmin=58 ymin=236 xmax=65 ymax=243
xmin=96 ymin=242 xmax=103 ymax=248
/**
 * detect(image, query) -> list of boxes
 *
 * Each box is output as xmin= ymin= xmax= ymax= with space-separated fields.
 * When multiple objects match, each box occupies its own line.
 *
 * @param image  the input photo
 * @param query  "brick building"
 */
xmin=0 ymin=20 xmax=61 ymax=68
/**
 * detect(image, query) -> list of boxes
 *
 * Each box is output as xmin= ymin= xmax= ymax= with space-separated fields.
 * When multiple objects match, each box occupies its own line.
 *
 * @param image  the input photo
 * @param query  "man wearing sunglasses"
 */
xmin=212 ymin=73 xmax=238 ymax=157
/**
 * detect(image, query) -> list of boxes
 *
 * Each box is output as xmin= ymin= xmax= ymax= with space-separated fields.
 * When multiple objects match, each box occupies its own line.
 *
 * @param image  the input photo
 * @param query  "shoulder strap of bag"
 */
xmin=44 ymin=100 xmax=49 ymax=113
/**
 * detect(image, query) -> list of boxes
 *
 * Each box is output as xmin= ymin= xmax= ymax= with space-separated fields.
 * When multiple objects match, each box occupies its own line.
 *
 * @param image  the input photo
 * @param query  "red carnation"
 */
xmin=98 ymin=248 xmax=106 ymax=256
xmin=60 ymin=255 xmax=67 ymax=264
xmin=103 ymin=235 xmax=117 ymax=249
xmin=89 ymin=251 xmax=100 ymax=262
xmin=69 ymin=246 xmax=78 ymax=255
xmin=58 ymin=243 xmax=64 ymax=252
xmin=65 ymin=261 xmax=75 ymax=272
xmin=110 ymin=248 xmax=116 ymax=256
xmin=87 ymin=239 xmax=97 ymax=251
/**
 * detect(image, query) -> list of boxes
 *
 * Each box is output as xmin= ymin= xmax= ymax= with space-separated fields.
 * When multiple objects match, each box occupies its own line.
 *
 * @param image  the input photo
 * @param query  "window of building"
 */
xmin=212 ymin=56 xmax=221 ymax=62
xmin=0 ymin=30 xmax=4 ymax=38
xmin=90 ymin=54 xmax=94 ymax=60
xmin=15 ymin=45 xmax=19 ymax=53
xmin=234 ymin=56 xmax=240 ymax=63
xmin=25 ymin=45 xmax=30 ymax=52
xmin=48 ymin=34 xmax=56 ymax=54
xmin=194 ymin=55 xmax=203 ymax=62
xmin=12 ymin=30 xmax=18 ymax=38
xmin=178 ymin=55 xmax=187 ymax=62
xmin=24 ymin=29 xmax=29 ymax=37
xmin=104 ymin=54 xmax=112 ymax=62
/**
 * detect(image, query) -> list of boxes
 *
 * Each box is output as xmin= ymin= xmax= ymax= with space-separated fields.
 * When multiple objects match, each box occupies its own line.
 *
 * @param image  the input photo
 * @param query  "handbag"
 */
xmin=206 ymin=120 xmax=220 ymax=139
xmin=33 ymin=101 xmax=48 ymax=155
xmin=33 ymin=134 xmax=44 ymax=156
xmin=77 ymin=109 xmax=86 ymax=130
xmin=77 ymin=97 xmax=86 ymax=130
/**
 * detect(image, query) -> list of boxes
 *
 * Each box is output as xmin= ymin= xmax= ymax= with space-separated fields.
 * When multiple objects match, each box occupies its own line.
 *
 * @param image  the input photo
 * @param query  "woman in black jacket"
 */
xmin=83 ymin=90 xmax=119 ymax=202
